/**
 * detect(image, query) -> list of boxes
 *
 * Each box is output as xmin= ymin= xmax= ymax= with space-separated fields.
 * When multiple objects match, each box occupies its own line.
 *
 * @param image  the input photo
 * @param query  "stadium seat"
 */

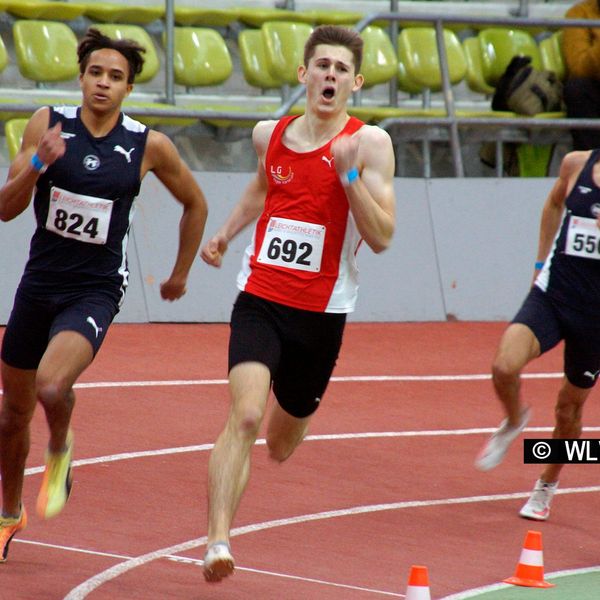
xmin=82 ymin=2 xmax=164 ymax=25
xmin=462 ymin=36 xmax=495 ymax=96
xmin=397 ymin=27 xmax=467 ymax=96
xmin=94 ymin=24 xmax=160 ymax=84
xmin=360 ymin=26 xmax=398 ymax=91
xmin=238 ymin=28 xmax=282 ymax=91
xmin=170 ymin=27 xmax=233 ymax=90
xmin=237 ymin=8 xmax=303 ymax=28
xmin=261 ymin=21 xmax=313 ymax=87
xmin=5 ymin=117 xmax=28 ymax=160
xmin=6 ymin=0 xmax=86 ymax=21
xmin=478 ymin=28 xmax=542 ymax=87
xmin=173 ymin=7 xmax=240 ymax=28
xmin=539 ymin=31 xmax=565 ymax=81
xmin=13 ymin=20 xmax=79 ymax=85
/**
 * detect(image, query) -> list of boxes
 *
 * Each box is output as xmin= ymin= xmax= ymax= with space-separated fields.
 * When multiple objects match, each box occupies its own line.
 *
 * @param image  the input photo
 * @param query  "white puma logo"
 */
xmin=584 ymin=370 xmax=600 ymax=381
xmin=86 ymin=316 xmax=103 ymax=339
xmin=321 ymin=155 xmax=334 ymax=168
xmin=114 ymin=145 xmax=135 ymax=163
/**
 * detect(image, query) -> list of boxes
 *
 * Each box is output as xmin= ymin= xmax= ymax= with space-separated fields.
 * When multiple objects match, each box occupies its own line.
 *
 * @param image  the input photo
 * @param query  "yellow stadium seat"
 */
xmin=170 ymin=28 xmax=233 ymax=90
xmin=539 ymin=31 xmax=565 ymax=81
xmin=173 ymin=7 xmax=240 ymax=28
xmin=238 ymin=28 xmax=281 ymax=91
xmin=6 ymin=0 xmax=86 ymax=21
xmin=13 ymin=20 xmax=79 ymax=85
xmin=360 ymin=26 xmax=398 ymax=90
xmin=463 ymin=36 xmax=495 ymax=96
xmin=83 ymin=2 xmax=164 ymax=25
xmin=261 ymin=21 xmax=313 ymax=87
xmin=5 ymin=118 xmax=28 ymax=160
xmin=478 ymin=28 xmax=542 ymax=87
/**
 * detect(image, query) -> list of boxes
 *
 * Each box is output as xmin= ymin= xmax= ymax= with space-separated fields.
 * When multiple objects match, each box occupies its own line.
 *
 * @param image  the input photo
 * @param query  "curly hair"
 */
xmin=77 ymin=27 xmax=145 ymax=84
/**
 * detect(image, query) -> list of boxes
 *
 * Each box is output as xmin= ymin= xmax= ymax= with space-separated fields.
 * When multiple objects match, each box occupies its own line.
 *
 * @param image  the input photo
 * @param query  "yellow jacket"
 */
xmin=564 ymin=0 xmax=600 ymax=78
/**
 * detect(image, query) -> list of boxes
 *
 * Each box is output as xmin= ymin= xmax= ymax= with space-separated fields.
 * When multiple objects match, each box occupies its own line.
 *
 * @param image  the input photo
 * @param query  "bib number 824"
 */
xmin=53 ymin=208 xmax=100 ymax=240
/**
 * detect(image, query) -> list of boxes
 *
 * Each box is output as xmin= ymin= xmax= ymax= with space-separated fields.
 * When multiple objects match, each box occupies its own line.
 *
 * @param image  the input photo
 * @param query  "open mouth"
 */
xmin=322 ymin=87 xmax=335 ymax=100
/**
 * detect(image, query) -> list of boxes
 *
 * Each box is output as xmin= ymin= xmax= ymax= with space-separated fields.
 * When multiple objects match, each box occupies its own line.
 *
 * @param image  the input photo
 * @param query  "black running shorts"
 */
xmin=2 ymin=285 xmax=119 ymax=369
xmin=228 ymin=291 xmax=346 ymax=418
xmin=512 ymin=285 xmax=600 ymax=388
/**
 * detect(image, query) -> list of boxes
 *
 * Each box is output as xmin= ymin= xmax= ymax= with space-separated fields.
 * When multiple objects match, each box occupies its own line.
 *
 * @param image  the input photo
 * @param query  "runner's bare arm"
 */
xmin=143 ymin=130 xmax=208 ymax=300
xmin=0 ymin=108 xmax=65 ymax=221
xmin=200 ymin=121 xmax=275 ymax=267
xmin=331 ymin=125 xmax=395 ymax=253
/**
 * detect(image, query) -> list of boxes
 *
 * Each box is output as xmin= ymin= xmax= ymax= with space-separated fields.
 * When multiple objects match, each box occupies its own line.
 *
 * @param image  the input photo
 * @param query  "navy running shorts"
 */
xmin=1 ymin=285 xmax=119 ymax=370
xmin=512 ymin=285 xmax=600 ymax=388
xmin=228 ymin=291 xmax=346 ymax=418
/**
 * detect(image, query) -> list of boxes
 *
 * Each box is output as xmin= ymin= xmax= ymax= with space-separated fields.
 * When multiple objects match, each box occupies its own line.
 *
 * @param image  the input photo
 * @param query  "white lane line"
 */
xmin=0 ymin=371 xmax=565 ymax=395
xmin=22 ymin=427 xmax=600 ymax=477
xmin=62 ymin=486 xmax=600 ymax=600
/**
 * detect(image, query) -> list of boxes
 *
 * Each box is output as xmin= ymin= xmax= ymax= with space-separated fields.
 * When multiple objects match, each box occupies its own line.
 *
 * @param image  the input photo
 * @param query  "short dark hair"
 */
xmin=303 ymin=25 xmax=363 ymax=73
xmin=78 ymin=27 xmax=145 ymax=84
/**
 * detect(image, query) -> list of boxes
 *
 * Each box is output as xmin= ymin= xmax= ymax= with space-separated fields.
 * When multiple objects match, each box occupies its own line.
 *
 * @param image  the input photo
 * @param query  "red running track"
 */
xmin=0 ymin=322 xmax=598 ymax=599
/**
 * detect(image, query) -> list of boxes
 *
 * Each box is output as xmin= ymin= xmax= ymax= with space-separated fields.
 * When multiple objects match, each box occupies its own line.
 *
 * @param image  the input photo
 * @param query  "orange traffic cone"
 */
xmin=406 ymin=565 xmax=431 ymax=600
xmin=503 ymin=530 xmax=554 ymax=588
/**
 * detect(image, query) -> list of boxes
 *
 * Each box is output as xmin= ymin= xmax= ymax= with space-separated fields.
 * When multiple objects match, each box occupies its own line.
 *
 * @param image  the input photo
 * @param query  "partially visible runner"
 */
xmin=200 ymin=25 xmax=396 ymax=582
xmin=475 ymin=149 xmax=600 ymax=521
xmin=0 ymin=27 xmax=208 ymax=562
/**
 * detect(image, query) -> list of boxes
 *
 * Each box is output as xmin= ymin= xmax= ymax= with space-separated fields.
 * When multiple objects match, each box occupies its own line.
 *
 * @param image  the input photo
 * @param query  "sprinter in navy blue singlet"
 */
xmin=475 ymin=149 xmax=600 ymax=523
xmin=0 ymin=27 xmax=207 ymax=561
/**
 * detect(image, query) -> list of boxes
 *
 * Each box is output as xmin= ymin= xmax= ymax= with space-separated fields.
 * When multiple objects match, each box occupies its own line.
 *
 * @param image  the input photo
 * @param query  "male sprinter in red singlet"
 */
xmin=200 ymin=25 xmax=396 ymax=582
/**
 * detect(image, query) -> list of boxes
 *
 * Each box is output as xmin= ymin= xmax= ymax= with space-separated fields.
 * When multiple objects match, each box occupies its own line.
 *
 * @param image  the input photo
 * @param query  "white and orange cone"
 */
xmin=503 ymin=530 xmax=554 ymax=588
xmin=405 ymin=565 xmax=432 ymax=600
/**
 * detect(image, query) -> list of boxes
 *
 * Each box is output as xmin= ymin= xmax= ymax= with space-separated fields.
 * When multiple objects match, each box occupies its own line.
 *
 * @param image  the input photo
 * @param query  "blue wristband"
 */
xmin=342 ymin=167 xmax=359 ymax=187
xmin=30 ymin=153 xmax=47 ymax=174
xmin=535 ymin=261 xmax=544 ymax=270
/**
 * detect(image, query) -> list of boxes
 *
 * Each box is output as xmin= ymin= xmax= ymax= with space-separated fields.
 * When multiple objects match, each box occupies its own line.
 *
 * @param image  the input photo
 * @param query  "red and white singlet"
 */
xmin=237 ymin=115 xmax=365 ymax=313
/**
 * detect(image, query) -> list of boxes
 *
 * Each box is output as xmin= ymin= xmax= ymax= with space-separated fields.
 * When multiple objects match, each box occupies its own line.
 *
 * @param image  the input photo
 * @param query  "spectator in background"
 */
xmin=563 ymin=0 xmax=600 ymax=149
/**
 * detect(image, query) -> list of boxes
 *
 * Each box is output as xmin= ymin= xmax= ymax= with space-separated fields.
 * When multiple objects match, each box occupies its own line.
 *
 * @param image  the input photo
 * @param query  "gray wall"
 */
xmin=0 ymin=171 xmax=552 ymax=324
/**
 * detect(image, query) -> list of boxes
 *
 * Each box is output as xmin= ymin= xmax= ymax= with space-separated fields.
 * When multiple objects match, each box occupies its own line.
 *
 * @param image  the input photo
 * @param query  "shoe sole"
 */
xmin=204 ymin=556 xmax=235 ymax=582
xmin=520 ymin=510 xmax=549 ymax=521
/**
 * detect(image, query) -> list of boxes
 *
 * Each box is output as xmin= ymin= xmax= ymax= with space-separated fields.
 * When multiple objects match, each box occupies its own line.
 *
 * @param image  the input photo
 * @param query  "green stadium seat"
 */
xmin=261 ymin=21 xmax=313 ymax=87
xmin=13 ymin=20 xmax=79 ymax=85
xmin=539 ymin=31 xmax=565 ymax=81
xmin=5 ymin=117 xmax=28 ymax=160
xmin=170 ymin=28 xmax=233 ymax=90
xmin=83 ymin=2 xmax=164 ymax=25
xmin=173 ymin=7 xmax=240 ymax=28
xmin=6 ymin=0 xmax=86 ymax=21
xmin=478 ymin=28 xmax=542 ymax=88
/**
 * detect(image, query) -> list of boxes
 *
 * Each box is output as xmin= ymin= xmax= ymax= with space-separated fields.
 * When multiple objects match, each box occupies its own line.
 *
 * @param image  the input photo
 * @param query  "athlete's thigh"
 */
xmin=1 ymin=289 xmax=57 ymax=370
xmin=562 ymin=310 xmax=600 ymax=388
xmin=274 ymin=311 xmax=346 ymax=418
xmin=50 ymin=291 xmax=118 ymax=358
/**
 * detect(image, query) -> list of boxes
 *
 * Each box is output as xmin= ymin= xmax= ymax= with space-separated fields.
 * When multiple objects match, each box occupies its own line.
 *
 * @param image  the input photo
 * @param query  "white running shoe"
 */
xmin=520 ymin=478 xmax=558 ymax=521
xmin=203 ymin=541 xmax=235 ymax=582
xmin=475 ymin=406 xmax=531 ymax=471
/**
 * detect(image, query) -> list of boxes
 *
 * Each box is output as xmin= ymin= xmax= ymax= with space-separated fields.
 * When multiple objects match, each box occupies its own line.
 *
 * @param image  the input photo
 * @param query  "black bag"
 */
xmin=491 ymin=55 xmax=563 ymax=115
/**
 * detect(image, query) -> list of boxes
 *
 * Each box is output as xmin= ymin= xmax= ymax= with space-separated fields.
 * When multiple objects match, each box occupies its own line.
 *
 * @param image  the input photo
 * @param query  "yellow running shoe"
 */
xmin=36 ymin=430 xmax=74 ymax=520
xmin=0 ymin=506 xmax=27 ymax=563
